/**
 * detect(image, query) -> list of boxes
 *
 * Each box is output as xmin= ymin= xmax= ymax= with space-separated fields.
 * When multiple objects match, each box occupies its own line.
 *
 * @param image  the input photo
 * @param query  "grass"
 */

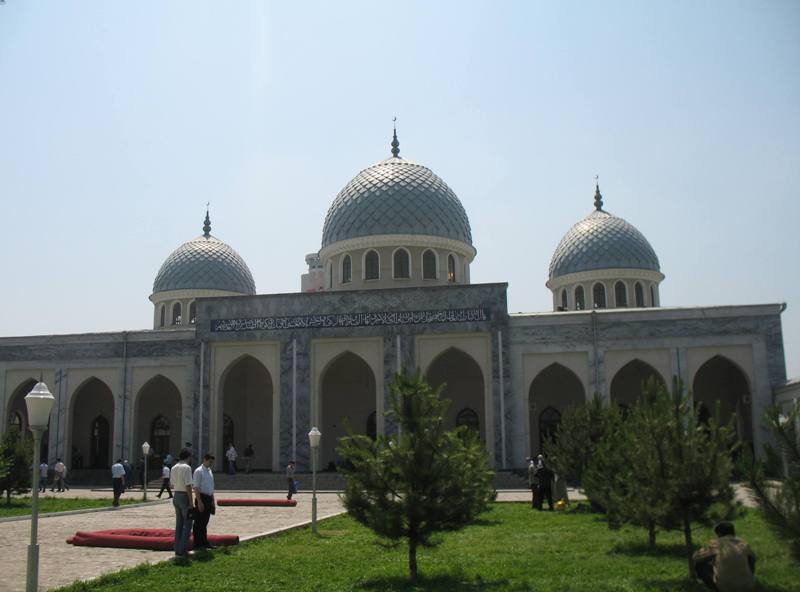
xmin=0 ymin=496 xmax=143 ymax=518
xmin=55 ymin=503 xmax=798 ymax=592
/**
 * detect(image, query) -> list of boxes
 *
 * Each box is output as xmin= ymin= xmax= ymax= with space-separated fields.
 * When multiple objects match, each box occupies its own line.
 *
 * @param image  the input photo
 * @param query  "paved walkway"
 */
xmin=0 ymin=489 xmax=347 ymax=591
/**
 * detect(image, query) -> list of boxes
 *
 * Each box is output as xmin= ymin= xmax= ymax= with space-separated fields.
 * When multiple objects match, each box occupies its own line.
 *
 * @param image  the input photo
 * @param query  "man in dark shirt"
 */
xmin=535 ymin=460 xmax=555 ymax=511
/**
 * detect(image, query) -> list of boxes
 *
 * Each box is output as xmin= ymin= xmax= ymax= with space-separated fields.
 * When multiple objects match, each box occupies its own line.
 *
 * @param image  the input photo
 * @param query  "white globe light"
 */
xmin=308 ymin=427 xmax=322 ymax=449
xmin=25 ymin=381 xmax=55 ymax=430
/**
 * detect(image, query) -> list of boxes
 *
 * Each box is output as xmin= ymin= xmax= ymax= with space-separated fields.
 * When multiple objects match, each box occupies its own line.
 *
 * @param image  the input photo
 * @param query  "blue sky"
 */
xmin=1 ymin=1 xmax=798 ymax=377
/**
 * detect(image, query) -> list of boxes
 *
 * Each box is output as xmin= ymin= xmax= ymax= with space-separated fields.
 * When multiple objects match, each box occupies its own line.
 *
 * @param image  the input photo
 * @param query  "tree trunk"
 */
xmin=682 ymin=515 xmax=694 ymax=580
xmin=648 ymin=521 xmax=656 ymax=549
xmin=408 ymin=539 xmax=418 ymax=583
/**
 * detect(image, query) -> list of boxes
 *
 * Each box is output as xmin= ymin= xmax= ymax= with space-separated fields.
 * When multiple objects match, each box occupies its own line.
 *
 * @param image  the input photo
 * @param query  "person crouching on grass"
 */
xmin=692 ymin=521 xmax=756 ymax=592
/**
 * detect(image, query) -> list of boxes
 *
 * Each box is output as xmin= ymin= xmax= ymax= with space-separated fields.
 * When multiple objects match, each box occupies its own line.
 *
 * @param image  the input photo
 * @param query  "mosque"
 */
xmin=1 ymin=130 xmax=796 ymax=475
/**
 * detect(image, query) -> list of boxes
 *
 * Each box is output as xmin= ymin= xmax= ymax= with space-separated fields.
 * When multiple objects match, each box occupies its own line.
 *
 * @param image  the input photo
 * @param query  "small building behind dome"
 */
xmin=310 ymin=129 xmax=476 ymax=292
xmin=546 ymin=184 xmax=664 ymax=311
xmin=150 ymin=211 xmax=256 ymax=328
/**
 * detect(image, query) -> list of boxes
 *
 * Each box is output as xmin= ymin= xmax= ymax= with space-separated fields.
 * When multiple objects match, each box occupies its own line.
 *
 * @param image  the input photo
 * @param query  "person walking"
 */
xmin=527 ymin=458 xmax=539 ymax=509
xmin=170 ymin=449 xmax=194 ymax=560
xmin=693 ymin=521 xmax=756 ymax=592
xmin=111 ymin=459 xmax=126 ymax=507
xmin=122 ymin=459 xmax=133 ymax=491
xmin=243 ymin=444 xmax=254 ymax=474
xmin=38 ymin=460 xmax=48 ymax=493
xmin=52 ymin=458 xmax=66 ymax=492
xmin=535 ymin=457 xmax=555 ymax=511
xmin=286 ymin=460 xmax=296 ymax=500
xmin=157 ymin=462 xmax=173 ymax=498
xmin=192 ymin=453 xmax=216 ymax=551
xmin=225 ymin=443 xmax=238 ymax=475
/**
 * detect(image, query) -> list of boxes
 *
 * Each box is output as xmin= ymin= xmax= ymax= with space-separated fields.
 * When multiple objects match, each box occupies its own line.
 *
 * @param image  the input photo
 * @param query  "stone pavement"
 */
xmin=0 ymin=488 xmax=347 ymax=592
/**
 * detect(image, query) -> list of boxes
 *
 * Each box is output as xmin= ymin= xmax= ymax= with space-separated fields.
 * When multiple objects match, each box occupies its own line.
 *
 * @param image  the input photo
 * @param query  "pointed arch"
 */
xmin=364 ymin=250 xmax=380 ymax=280
xmin=219 ymin=354 xmax=274 ymax=471
xmin=189 ymin=301 xmax=197 ymax=324
xmin=320 ymin=351 xmax=376 ymax=468
xmin=560 ymin=289 xmax=568 ymax=310
xmin=172 ymin=302 xmax=182 ymax=325
xmin=426 ymin=347 xmax=485 ymax=442
xmin=610 ymin=359 xmax=666 ymax=408
xmin=615 ymin=281 xmax=628 ymax=307
xmin=447 ymin=254 xmax=457 ymax=282
xmin=6 ymin=378 xmax=39 ymax=435
xmin=341 ymin=254 xmax=352 ymax=284
xmin=134 ymin=374 xmax=182 ymax=461
xmin=593 ymin=282 xmax=607 ymax=308
xmin=635 ymin=282 xmax=645 ymax=307
xmin=392 ymin=247 xmax=411 ymax=279
xmin=69 ymin=377 xmax=114 ymax=469
xmin=528 ymin=363 xmax=585 ymax=457
xmin=159 ymin=305 xmax=166 ymax=327
xmin=575 ymin=285 xmax=585 ymax=310
xmin=693 ymin=355 xmax=752 ymax=442
xmin=422 ymin=249 xmax=437 ymax=280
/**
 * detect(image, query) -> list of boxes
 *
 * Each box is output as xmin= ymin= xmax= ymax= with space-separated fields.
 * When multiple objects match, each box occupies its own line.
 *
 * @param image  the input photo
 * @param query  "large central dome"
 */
xmin=321 ymin=155 xmax=472 ymax=248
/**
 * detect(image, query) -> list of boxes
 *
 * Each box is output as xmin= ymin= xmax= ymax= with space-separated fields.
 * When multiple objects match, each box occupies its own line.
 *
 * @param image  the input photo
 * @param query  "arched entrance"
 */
xmin=610 ymin=359 xmax=665 ymax=409
xmin=221 ymin=356 xmax=273 ymax=471
xmin=70 ymin=378 xmax=114 ymax=469
xmin=134 ymin=375 xmax=182 ymax=463
xmin=528 ymin=363 xmax=585 ymax=456
xmin=426 ymin=348 xmax=485 ymax=443
xmin=6 ymin=378 xmax=50 ymax=459
xmin=693 ymin=356 xmax=752 ymax=443
xmin=320 ymin=352 xmax=376 ymax=469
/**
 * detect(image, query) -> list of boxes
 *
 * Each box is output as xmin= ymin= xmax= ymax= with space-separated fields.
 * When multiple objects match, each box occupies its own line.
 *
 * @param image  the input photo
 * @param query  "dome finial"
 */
xmin=594 ymin=175 xmax=603 ymax=210
xmin=391 ymin=117 xmax=400 ymax=158
xmin=203 ymin=203 xmax=211 ymax=238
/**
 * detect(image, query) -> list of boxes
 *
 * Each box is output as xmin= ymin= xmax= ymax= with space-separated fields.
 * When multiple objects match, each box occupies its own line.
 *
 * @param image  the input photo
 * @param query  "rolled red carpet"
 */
xmin=66 ymin=528 xmax=239 ymax=550
xmin=217 ymin=498 xmax=297 ymax=507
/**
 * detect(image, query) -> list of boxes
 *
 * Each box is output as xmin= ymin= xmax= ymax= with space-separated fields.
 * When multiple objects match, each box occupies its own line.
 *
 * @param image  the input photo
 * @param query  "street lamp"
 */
xmin=308 ymin=427 xmax=321 ymax=534
xmin=25 ymin=381 xmax=55 ymax=592
xmin=141 ymin=441 xmax=150 ymax=501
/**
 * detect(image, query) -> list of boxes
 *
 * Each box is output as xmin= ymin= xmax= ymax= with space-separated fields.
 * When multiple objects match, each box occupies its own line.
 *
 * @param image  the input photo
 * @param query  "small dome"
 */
xmin=321 ymin=133 xmax=472 ymax=248
xmin=549 ymin=186 xmax=660 ymax=280
xmin=152 ymin=214 xmax=256 ymax=295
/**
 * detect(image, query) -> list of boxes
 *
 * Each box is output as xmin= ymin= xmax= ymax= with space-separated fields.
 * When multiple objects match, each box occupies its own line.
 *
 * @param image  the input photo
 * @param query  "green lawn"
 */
xmin=0 ymin=496 xmax=143 ymax=518
xmin=56 ymin=503 xmax=798 ymax=592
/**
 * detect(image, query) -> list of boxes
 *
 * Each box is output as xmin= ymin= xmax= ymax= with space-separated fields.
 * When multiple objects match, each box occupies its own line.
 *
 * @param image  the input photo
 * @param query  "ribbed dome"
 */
xmin=321 ymin=155 xmax=472 ymax=248
xmin=549 ymin=193 xmax=660 ymax=280
xmin=152 ymin=215 xmax=256 ymax=295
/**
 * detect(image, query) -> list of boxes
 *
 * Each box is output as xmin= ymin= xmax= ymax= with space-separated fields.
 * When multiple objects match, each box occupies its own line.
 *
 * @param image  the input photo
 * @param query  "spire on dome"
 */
xmin=203 ymin=204 xmax=211 ymax=238
xmin=391 ymin=117 xmax=400 ymax=158
xmin=593 ymin=176 xmax=604 ymax=210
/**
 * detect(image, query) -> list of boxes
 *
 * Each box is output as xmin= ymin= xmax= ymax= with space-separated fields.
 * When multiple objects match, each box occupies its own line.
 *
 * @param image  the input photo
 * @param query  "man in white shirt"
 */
xmin=225 ymin=443 xmax=237 ymax=475
xmin=110 ymin=459 xmax=125 ymax=507
xmin=169 ymin=449 xmax=194 ymax=559
xmin=38 ymin=460 xmax=48 ymax=493
xmin=192 ymin=453 xmax=216 ymax=550
xmin=52 ymin=458 xmax=66 ymax=492
xmin=157 ymin=462 xmax=173 ymax=498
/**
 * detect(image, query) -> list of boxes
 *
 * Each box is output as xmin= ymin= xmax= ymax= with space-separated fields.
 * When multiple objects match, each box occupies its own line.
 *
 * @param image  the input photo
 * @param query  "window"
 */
xmin=635 ymin=282 xmax=645 ymax=307
xmin=447 ymin=254 xmax=456 ymax=282
xmin=650 ymin=285 xmax=656 ymax=307
xmin=151 ymin=415 xmax=171 ymax=457
xmin=422 ymin=249 xmax=437 ymax=279
xmin=159 ymin=305 xmax=166 ymax=327
xmin=560 ymin=289 xmax=568 ymax=310
xmin=615 ymin=281 xmax=627 ymax=307
xmin=172 ymin=302 xmax=182 ymax=325
xmin=456 ymin=408 xmax=479 ymax=432
xmin=575 ymin=286 xmax=585 ymax=310
xmin=539 ymin=407 xmax=561 ymax=453
xmin=593 ymin=283 xmax=606 ymax=308
xmin=328 ymin=263 xmax=333 ymax=289
xmin=189 ymin=301 xmax=197 ymax=324
xmin=364 ymin=250 xmax=380 ymax=280
xmin=341 ymin=254 xmax=352 ymax=284
xmin=393 ymin=248 xmax=410 ymax=279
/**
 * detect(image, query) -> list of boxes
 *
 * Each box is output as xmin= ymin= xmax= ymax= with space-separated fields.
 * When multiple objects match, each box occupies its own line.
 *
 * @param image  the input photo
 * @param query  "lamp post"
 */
xmin=308 ymin=427 xmax=321 ymax=534
xmin=25 ymin=381 xmax=55 ymax=592
xmin=141 ymin=441 xmax=150 ymax=501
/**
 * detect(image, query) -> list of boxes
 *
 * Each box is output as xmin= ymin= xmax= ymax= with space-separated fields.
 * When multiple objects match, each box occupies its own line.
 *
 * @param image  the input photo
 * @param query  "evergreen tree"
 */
xmin=337 ymin=371 xmax=495 ymax=583
xmin=0 ymin=428 xmax=33 ymax=505
xmin=544 ymin=394 xmax=616 ymax=485
xmin=743 ymin=400 xmax=800 ymax=560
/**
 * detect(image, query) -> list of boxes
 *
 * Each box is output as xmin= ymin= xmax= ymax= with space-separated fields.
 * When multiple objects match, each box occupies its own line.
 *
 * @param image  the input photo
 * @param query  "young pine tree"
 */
xmin=0 ymin=429 xmax=33 ymax=505
xmin=544 ymin=394 xmax=616 ymax=486
xmin=337 ymin=370 xmax=495 ymax=583
xmin=743 ymin=400 xmax=800 ymax=560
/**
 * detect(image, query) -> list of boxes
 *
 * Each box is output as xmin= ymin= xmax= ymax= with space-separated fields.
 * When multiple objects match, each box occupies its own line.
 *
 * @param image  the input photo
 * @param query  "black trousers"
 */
xmin=112 ymin=478 xmax=124 ymax=506
xmin=158 ymin=478 xmax=173 ymax=498
xmin=694 ymin=560 xmax=718 ymax=591
xmin=536 ymin=485 xmax=554 ymax=510
xmin=192 ymin=493 xmax=214 ymax=549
